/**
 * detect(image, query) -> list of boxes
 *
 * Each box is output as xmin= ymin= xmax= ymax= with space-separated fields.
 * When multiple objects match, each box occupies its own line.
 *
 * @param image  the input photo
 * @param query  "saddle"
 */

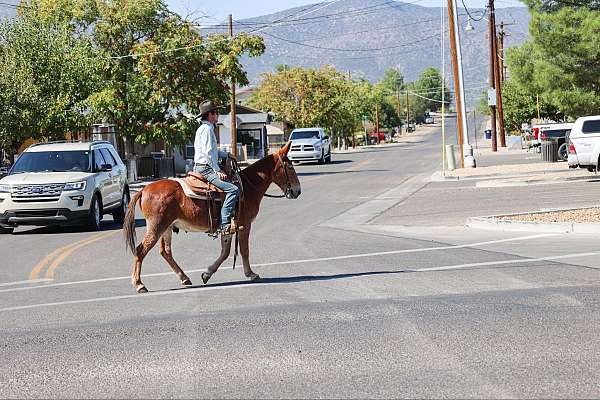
xmin=183 ymin=172 xmax=225 ymax=196
xmin=179 ymin=157 xmax=237 ymax=198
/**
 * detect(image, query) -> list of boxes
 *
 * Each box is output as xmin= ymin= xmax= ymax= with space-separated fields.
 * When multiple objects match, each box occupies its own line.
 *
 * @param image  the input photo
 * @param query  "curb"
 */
xmin=467 ymin=207 xmax=600 ymax=234
xmin=431 ymin=169 xmax=596 ymax=184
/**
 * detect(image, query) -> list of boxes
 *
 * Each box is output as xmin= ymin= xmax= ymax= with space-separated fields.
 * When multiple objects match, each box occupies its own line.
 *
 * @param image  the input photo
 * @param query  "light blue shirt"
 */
xmin=194 ymin=121 xmax=227 ymax=172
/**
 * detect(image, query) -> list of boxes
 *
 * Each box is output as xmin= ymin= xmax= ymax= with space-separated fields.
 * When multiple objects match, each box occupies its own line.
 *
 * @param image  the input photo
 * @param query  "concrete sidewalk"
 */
xmin=435 ymin=132 xmax=594 ymax=185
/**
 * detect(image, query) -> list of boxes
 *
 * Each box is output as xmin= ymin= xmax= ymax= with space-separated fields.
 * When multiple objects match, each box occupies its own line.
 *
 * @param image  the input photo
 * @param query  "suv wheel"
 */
xmin=325 ymin=151 xmax=332 ymax=164
xmin=112 ymin=191 xmax=130 ymax=224
xmin=0 ymin=225 xmax=13 ymax=234
xmin=87 ymin=195 xmax=102 ymax=231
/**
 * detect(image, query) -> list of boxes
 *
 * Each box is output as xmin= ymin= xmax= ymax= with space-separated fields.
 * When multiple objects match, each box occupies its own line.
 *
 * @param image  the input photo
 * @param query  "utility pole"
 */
xmin=228 ymin=14 xmax=237 ymax=158
xmin=375 ymin=103 xmax=380 ymax=136
xmin=492 ymin=13 xmax=506 ymax=148
xmin=396 ymin=80 xmax=402 ymax=136
xmin=447 ymin=0 xmax=474 ymax=167
xmin=498 ymin=22 xmax=506 ymax=82
xmin=488 ymin=0 xmax=498 ymax=152
xmin=406 ymin=90 xmax=410 ymax=134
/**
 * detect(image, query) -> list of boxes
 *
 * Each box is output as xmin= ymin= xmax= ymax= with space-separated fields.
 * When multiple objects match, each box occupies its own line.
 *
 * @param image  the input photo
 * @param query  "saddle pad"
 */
xmin=170 ymin=178 xmax=210 ymax=200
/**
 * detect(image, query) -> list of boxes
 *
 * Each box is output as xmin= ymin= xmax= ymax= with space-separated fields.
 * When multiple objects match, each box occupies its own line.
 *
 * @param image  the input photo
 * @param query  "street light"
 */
xmin=448 ymin=0 xmax=475 ymax=167
xmin=465 ymin=16 xmax=475 ymax=31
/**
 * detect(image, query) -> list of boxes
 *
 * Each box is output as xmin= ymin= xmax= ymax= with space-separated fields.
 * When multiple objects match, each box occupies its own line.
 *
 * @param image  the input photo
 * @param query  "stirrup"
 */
xmin=218 ymin=224 xmax=244 ymax=237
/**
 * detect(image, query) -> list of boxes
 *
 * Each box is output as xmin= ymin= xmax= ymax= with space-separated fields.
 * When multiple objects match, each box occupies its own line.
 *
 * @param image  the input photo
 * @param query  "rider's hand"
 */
xmin=217 ymin=171 xmax=228 ymax=180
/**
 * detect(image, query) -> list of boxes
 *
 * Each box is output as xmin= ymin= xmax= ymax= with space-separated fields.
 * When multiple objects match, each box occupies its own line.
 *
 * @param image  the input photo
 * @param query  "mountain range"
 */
xmin=229 ymin=0 xmax=531 ymax=106
xmin=0 ymin=0 xmax=531 ymax=106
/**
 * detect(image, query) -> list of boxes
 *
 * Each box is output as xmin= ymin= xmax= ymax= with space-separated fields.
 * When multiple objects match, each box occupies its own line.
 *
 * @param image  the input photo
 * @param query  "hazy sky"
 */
xmin=167 ymin=0 xmax=526 ymax=24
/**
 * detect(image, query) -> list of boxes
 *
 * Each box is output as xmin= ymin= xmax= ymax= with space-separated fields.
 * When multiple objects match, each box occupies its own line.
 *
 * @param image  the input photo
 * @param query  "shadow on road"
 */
xmin=294 ymin=159 xmax=353 ymax=166
xmin=298 ymin=169 xmax=389 ymax=177
xmin=159 ymin=270 xmax=412 ymax=292
xmin=11 ymin=218 xmax=146 ymax=236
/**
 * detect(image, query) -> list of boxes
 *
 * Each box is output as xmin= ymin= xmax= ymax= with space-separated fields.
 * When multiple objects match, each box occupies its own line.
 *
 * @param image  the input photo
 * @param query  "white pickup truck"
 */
xmin=287 ymin=127 xmax=332 ymax=165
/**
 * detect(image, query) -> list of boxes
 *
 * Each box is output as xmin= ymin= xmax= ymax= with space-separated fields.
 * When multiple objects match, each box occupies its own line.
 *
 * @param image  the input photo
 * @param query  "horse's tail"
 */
xmin=124 ymin=189 xmax=143 ymax=254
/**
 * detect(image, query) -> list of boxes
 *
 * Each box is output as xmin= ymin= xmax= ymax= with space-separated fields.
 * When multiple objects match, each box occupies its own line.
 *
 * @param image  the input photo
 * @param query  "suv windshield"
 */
xmin=290 ymin=131 xmax=320 ymax=140
xmin=11 ymin=151 xmax=91 ymax=173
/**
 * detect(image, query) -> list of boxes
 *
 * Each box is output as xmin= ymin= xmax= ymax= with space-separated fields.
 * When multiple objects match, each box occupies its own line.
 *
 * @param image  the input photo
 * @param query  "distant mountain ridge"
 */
xmin=230 ymin=0 xmax=531 ymax=106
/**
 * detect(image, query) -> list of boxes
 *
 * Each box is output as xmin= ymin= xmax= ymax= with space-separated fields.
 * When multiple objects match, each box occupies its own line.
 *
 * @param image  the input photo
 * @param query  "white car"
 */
xmin=287 ymin=127 xmax=332 ymax=164
xmin=0 ymin=141 xmax=130 ymax=234
xmin=568 ymin=115 xmax=600 ymax=171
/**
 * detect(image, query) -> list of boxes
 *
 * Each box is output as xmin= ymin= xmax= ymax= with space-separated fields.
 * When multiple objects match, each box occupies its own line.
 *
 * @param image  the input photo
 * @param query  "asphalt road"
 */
xmin=1 ymin=124 xmax=599 ymax=398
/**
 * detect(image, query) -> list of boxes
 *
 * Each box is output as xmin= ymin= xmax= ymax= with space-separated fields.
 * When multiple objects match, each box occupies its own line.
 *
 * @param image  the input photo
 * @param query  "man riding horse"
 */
xmin=194 ymin=100 xmax=240 ymax=236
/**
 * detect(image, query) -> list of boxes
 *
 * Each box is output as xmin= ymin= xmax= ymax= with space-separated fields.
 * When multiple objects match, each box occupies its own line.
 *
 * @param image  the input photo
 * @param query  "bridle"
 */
xmin=264 ymin=153 xmax=294 ymax=199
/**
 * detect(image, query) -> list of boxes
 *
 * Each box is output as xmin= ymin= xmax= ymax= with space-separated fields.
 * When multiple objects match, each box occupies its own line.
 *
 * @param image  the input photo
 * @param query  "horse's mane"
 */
xmin=240 ymin=153 xmax=276 ymax=186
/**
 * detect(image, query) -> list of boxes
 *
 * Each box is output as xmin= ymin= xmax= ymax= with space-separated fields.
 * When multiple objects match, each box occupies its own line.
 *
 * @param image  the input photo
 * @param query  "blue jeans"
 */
xmin=194 ymin=165 xmax=240 ymax=226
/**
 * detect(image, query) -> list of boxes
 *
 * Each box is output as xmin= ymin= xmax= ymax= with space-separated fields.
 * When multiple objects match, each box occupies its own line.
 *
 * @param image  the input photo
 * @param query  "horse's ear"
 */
xmin=279 ymin=141 xmax=292 ymax=156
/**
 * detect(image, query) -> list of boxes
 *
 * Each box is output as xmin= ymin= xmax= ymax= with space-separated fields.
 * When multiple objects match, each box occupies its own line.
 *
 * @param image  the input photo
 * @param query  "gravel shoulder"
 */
xmin=497 ymin=207 xmax=600 ymax=223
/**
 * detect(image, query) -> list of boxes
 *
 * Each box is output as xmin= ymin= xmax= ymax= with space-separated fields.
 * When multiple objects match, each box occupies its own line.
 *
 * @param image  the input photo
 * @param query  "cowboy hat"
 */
xmin=199 ymin=100 xmax=219 ymax=117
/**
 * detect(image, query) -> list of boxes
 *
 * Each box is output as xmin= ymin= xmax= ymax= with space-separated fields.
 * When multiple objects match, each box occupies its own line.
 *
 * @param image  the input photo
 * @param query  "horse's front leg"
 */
xmin=201 ymin=234 xmax=233 ymax=284
xmin=239 ymin=226 xmax=260 ymax=282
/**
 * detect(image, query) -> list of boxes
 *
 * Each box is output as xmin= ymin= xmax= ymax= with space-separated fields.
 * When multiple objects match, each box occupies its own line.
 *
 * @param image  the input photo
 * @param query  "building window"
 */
xmin=185 ymin=144 xmax=194 ymax=159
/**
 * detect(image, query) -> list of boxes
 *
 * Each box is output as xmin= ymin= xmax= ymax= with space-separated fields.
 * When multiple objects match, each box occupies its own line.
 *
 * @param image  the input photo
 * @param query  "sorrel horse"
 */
xmin=123 ymin=142 xmax=301 ymax=293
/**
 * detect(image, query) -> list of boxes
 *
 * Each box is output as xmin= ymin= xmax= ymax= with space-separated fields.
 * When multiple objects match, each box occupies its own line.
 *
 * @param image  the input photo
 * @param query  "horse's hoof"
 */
xmin=248 ymin=273 xmax=261 ymax=282
xmin=201 ymin=272 xmax=211 ymax=284
xmin=136 ymin=285 xmax=148 ymax=293
xmin=181 ymin=279 xmax=192 ymax=287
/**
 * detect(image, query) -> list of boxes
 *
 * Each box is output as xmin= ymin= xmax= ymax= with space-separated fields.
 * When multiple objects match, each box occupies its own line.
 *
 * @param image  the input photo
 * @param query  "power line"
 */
xmin=461 ymin=0 xmax=488 ymax=21
xmin=197 ymin=0 xmax=426 ymax=31
xmin=0 ymin=2 xmax=21 ymax=9
xmin=262 ymin=30 xmax=441 ymax=52
xmin=87 ymin=0 xmax=338 ymax=60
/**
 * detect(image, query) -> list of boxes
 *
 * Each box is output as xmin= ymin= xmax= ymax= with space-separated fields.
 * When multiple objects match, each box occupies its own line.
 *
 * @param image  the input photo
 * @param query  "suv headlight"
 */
xmin=64 ymin=181 xmax=86 ymax=191
xmin=0 ymin=184 xmax=11 ymax=193
xmin=314 ymin=144 xmax=322 ymax=152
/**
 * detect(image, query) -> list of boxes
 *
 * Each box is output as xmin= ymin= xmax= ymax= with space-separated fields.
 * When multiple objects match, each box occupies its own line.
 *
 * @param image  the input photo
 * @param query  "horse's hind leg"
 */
xmin=132 ymin=220 xmax=164 ymax=293
xmin=159 ymin=229 xmax=192 ymax=287
xmin=201 ymin=234 xmax=234 ymax=284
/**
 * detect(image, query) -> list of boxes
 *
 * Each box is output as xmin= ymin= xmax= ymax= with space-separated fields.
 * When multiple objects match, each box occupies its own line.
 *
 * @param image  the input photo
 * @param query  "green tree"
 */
xmin=0 ymin=17 xmax=100 ymax=162
xmin=522 ymin=0 xmax=600 ymax=12
xmin=15 ymin=0 xmax=264 ymax=154
xmin=504 ymin=3 xmax=600 ymax=121
xmin=250 ymin=66 xmax=377 ymax=146
xmin=412 ymin=67 xmax=451 ymax=113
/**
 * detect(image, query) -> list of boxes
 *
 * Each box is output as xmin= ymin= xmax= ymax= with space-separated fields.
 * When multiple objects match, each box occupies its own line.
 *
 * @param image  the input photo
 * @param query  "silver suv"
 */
xmin=0 ymin=141 xmax=130 ymax=234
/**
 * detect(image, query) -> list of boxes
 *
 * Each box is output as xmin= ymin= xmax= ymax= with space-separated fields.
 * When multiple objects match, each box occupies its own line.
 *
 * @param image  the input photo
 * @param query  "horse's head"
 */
xmin=273 ymin=142 xmax=301 ymax=199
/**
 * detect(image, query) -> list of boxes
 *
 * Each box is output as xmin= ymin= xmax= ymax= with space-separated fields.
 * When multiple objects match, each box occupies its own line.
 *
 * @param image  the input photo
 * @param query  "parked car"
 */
xmin=287 ymin=127 xmax=332 ymax=165
xmin=0 ymin=141 xmax=130 ymax=234
xmin=368 ymin=132 xmax=386 ymax=144
xmin=568 ymin=115 xmax=600 ymax=171
xmin=539 ymin=123 xmax=574 ymax=161
xmin=425 ymin=117 xmax=434 ymax=124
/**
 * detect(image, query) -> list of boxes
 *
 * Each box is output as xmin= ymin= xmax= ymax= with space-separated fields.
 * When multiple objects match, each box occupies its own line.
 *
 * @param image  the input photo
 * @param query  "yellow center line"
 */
xmin=45 ymin=230 xmax=119 ymax=280
xmin=29 ymin=230 xmax=118 ymax=281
